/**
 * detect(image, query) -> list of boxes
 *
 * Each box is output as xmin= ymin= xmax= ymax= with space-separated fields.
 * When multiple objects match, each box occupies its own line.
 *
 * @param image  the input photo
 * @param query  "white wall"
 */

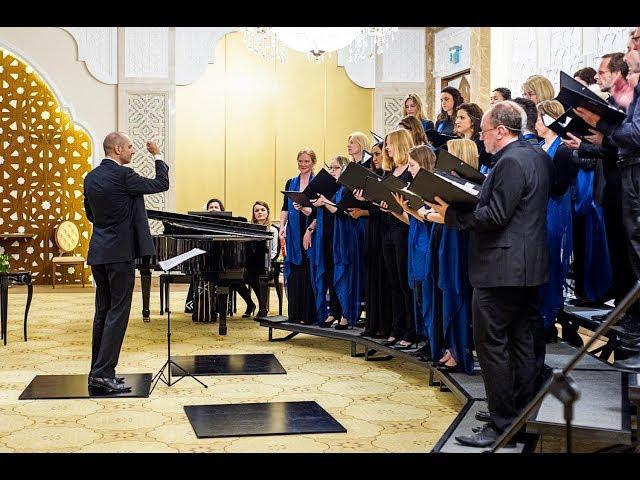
xmin=0 ymin=27 xmax=117 ymax=164
xmin=490 ymin=27 xmax=632 ymax=98
xmin=433 ymin=27 xmax=471 ymax=112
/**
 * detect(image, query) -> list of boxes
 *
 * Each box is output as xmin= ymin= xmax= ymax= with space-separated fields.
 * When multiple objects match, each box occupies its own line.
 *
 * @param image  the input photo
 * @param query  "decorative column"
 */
xmin=117 ymin=27 xmax=176 ymax=232
xmin=470 ymin=27 xmax=491 ymax=111
xmin=425 ymin=28 xmax=436 ymax=122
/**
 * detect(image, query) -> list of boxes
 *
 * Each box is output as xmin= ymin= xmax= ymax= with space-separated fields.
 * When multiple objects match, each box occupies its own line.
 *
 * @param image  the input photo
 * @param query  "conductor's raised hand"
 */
xmin=146 ymin=141 xmax=161 ymax=155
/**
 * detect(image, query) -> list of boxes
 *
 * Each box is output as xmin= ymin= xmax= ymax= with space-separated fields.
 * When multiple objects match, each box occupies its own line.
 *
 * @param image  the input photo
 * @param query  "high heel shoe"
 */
xmin=242 ymin=303 xmax=256 ymax=318
xmin=381 ymin=337 xmax=398 ymax=346
xmin=334 ymin=318 xmax=350 ymax=330
xmin=392 ymin=341 xmax=417 ymax=350
xmin=319 ymin=316 xmax=335 ymax=328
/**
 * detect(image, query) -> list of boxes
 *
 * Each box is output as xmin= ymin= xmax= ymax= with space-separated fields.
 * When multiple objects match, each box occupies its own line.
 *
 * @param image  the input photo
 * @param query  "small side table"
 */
xmin=0 ymin=271 xmax=33 ymax=345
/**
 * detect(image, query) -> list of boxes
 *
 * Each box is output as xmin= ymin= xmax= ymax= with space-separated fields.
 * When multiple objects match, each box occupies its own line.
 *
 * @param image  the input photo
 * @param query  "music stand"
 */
xmin=490 ymin=280 xmax=640 ymax=453
xmin=150 ymin=248 xmax=209 ymax=394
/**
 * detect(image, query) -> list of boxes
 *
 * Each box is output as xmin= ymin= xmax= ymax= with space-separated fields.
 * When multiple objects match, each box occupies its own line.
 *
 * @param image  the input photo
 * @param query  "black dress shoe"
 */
xmin=334 ymin=322 xmax=349 ymax=330
xmin=381 ymin=338 xmax=398 ymax=346
xmin=88 ymin=376 xmax=132 ymax=393
xmin=410 ymin=346 xmax=431 ymax=357
xmin=455 ymin=423 xmax=516 ymax=448
xmin=392 ymin=341 xmax=417 ymax=350
xmin=115 ymin=376 xmax=125 ymax=384
xmin=475 ymin=410 xmax=491 ymax=422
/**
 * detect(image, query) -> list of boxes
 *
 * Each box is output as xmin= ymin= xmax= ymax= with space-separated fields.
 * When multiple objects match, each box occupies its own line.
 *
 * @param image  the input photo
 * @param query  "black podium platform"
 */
xmin=170 ymin=354 xmax=286 ymax=376
xmin=19 ymin=373 xmax=152 ymax=399
xmin=184 ymin=401 xmax=346 ymax=438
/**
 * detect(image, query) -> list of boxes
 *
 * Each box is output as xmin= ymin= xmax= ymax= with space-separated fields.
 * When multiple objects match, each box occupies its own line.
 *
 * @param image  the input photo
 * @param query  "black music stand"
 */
xmin=151 ymin=249 xmax=209 ymax=394
xmin=490 ymin=280 xmax=640 ymax=453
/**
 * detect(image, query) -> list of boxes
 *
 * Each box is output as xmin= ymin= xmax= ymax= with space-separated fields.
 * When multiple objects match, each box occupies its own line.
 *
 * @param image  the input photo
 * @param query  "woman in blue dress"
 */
xmin=279 ymin=149 xmax=317 ymax=324
xmin=311 ymin=156 xmax=366 ymax=329
xmin=402 ymin=93 xmax=434 ymax=132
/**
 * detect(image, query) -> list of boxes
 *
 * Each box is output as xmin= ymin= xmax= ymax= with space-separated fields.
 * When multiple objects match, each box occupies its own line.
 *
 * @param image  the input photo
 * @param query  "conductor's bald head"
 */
xmin=103 ymin=131 xmax=134 ymax=165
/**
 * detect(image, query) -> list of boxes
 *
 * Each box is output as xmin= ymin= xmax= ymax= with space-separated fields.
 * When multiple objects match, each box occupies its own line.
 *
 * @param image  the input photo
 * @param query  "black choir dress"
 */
xmin=364 ymin=197 xmax=392 ymax=336
xmin=380 ymin=167 xmax=415 ymax=341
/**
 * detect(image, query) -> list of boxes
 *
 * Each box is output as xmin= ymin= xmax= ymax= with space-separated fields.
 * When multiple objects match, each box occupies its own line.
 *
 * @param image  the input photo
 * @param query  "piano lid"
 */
xmin=147 ymin=210 xmax=273 ymax=240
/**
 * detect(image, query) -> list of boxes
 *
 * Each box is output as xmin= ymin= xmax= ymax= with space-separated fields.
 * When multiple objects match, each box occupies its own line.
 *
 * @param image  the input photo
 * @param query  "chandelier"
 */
xmin=241 ymin=27 xmax=398 ymax=64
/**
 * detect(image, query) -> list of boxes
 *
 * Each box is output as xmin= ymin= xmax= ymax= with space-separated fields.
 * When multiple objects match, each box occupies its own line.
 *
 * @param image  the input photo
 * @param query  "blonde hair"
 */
xmin=399 ymin=115 xmax=427 ymax=146
xmin=331 ymin=155 xmax=350 ymax=169
xmin=402 ymin=93 xmax=427 ymax=121
xmin=296 ymin=148 xmax=317 ymax=164
xmin=522 ymin=75 xmax=555 ymax=104
xmin=347 ymin=132 xmax=371 ymax=162
xmin=382 ymin=129 xmax=414 ymax=171
xmin=537 ymin=99 xmax=565 ymax=121
xmin=446 ymin=139 xmax=479 ymax=170
xmin=408 ymin=145 xmax=437 ymax=172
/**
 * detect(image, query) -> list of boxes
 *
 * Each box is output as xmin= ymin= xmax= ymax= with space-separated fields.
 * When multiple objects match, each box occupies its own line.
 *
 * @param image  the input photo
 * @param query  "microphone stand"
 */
xmin=490 ymin=281 xmax=640 ymax=453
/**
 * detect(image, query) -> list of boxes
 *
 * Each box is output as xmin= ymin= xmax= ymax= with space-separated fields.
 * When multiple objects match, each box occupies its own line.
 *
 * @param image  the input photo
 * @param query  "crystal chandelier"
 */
xmin=241 ymin=27 xmax=398 ymax=64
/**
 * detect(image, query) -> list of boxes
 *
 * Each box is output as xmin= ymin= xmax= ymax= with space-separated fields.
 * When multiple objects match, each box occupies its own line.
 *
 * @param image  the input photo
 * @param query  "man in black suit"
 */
xmin=426 ymin=101 xmax=551 ymax=447
xmin=84 ymin=132 xmax=169 ymax=393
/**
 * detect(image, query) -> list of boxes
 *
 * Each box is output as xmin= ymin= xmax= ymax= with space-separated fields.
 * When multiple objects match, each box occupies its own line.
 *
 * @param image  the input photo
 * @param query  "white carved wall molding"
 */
xmin=175 ymin=27 xmax=237 ymax=85
xmin=124 ymin=27 xmax=169 ymax=79
xmin=381 ymin=28 xmax=425 ymax=83
xmin=118 ymin=87 xmax=175 ymax=226
xmin=491 ymin=27 xmax=633 ymax=99
xmin=62 ymin=27 xmax=118 ymax=85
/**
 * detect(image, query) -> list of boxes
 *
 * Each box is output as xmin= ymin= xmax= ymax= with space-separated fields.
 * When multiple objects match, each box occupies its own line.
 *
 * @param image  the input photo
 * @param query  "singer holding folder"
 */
xmin=280 ymin=149 xmax=316 ymax=325
xmin=573 ymin=28 xmax=640 ymax=370
xmin=310 ymin=156 xmax=365 ymax=329
xmin=426 ymin=102 xmax=551 ymax=447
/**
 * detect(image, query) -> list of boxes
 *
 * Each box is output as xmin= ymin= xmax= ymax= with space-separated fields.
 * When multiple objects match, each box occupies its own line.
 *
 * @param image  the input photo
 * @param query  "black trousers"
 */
xmin=473 ymin=286 xmax=539 ymax=432
xmin=287 ymin=260 xmax=315 ymax=324
xmin=381 ymin=228 xmax=414 ymax=340
xmin=323 ymin=260 xmax=342 ymax=319
xmin=621 ymin=164 xmax=640 ymax=317
xmin=604 ymin=197 xmax=636 ymax=305
xmin=90 ymin=261 xmax=135 ymax=379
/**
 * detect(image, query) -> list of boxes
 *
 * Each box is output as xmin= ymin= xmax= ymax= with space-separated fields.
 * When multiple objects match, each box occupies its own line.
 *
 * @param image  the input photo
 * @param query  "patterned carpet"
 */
xmin=0 ymin=286 xmax=462 ymax=453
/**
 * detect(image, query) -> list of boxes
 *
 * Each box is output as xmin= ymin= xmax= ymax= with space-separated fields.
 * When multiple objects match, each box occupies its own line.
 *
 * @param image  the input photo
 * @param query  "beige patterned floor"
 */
xmin=0 ymin=286 xmax=462 ymax=453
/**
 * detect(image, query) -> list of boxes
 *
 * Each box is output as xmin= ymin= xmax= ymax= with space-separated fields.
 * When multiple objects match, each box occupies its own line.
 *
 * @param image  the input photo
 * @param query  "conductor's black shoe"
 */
xmin=88 ymin=376 xmax=132 ymax=393
xmin=115 ymin=376 xmax=125 ymax=384
xmin=455 ymin=423 xmax=516 ymax=448
xmin=475 ymin=410 xmax=491 ymax=422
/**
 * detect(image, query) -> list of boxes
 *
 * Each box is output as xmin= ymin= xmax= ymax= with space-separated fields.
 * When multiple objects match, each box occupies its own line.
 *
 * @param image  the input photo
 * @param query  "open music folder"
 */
xmin=363 ymin=177 xmax=404 ymax=214
xmin=556 ymin=71 xmax=626 ymax=124
xmin=337 ymin=161 xmax=382 ymax=191
xmin=408 ymin=168 xmax=480 ymax=210
xmin=380 ymin=174 xmax=425 ymax=210
xmin=543 ymin=109 xmax=594 ymax=141
xmin=282 ymin=168 xmax=340 ymax=208
xmin=435 ymin=148 xmax=486 ymax=184
xmin=425 ymin=129 xmax=457 ymax=149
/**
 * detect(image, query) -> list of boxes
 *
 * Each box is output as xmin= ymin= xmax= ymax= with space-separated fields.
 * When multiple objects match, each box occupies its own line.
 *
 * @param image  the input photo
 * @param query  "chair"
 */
xmin=51 ymin=221 xmax=85 ymax=288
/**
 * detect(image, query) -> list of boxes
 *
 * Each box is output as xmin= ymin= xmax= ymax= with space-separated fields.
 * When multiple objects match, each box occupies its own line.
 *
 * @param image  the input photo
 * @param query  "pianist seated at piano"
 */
xmin=207 ymin=198 xmax=224 ymax=212
xmin=183 ymin=196 xmax=255 ymax=317
xmin=246 ymin=201 xmax=280 ymax=317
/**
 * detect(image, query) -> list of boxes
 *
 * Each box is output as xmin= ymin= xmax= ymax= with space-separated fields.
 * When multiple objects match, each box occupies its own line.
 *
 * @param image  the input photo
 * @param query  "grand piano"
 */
xmin=136 ymin=210 xmax=274 ymax=335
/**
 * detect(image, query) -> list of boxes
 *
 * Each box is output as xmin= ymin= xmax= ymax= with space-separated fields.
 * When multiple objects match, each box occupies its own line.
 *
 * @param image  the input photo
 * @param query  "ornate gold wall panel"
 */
xmin=0 ymin=48 xmax=92 ymax=285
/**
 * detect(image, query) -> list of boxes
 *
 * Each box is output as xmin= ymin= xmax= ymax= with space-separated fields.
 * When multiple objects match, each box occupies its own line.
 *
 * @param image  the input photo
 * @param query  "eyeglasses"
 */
xmin=479 ymin=127 xmax=499 ymax=138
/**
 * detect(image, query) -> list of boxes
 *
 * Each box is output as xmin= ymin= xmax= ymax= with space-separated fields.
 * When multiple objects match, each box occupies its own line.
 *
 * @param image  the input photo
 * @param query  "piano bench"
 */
xmin=159 ymin=273 xmax=191 ymax=315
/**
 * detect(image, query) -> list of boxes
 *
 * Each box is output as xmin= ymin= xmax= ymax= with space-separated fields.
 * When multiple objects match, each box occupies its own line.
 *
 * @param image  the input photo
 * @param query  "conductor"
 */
xmin=83 ymin=132 xmax=169 ymax=393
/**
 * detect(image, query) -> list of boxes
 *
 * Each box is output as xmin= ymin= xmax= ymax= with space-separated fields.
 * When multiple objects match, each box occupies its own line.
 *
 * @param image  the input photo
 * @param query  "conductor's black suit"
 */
xmin=445 ymin=138 xmax=550 ymax=432
xmin=84 ymin=157 xmax=169 ymax=380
